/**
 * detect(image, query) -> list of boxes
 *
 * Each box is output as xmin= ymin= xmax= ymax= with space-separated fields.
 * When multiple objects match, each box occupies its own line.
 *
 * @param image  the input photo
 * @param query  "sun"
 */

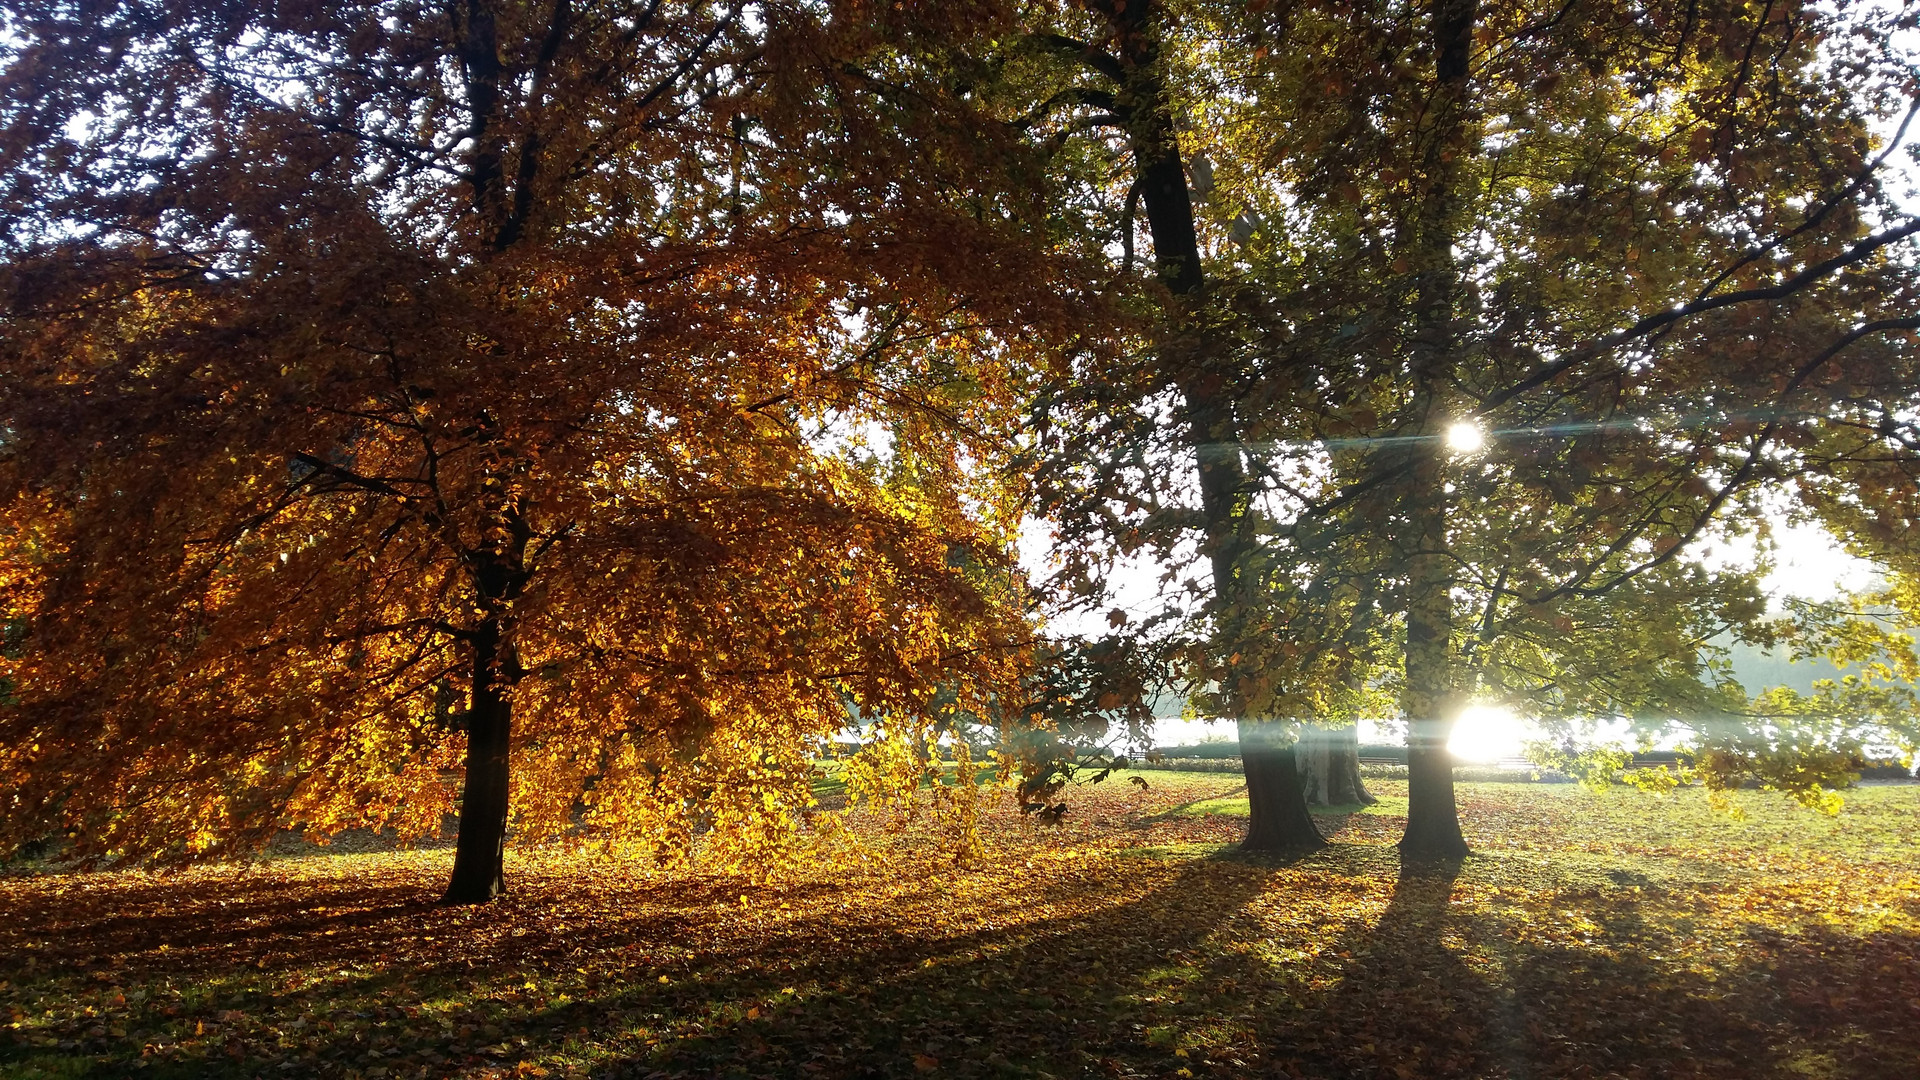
xmin=1448 ymin=704 xmax=1529 ymax=763
xmin=1444 ymin=420 xmax=1486 ymax=455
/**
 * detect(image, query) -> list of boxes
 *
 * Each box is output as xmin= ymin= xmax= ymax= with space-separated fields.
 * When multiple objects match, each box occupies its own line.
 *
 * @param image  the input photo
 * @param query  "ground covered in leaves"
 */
xmin=4 ymin=773 xmax=1917 ymax=1079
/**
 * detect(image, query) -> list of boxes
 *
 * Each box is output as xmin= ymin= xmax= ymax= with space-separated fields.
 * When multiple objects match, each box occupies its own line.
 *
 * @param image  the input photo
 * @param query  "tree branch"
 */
xmin=1483 ymin=217 xmax=1920 ymax=411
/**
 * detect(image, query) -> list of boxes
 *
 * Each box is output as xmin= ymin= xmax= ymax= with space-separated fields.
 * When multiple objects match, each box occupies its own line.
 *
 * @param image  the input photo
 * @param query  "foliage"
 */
xmin=1516 ymin=583 xmax=1920 ymax=810
xmin=1521 ymin=740 xmax=1684 ymax=794
xmin=3 ymin=773 xmax=1917 ymax=1078
xmin=1222 ymin=0 xmax=1916 ymax=735
xmin=988 ymin=633 xmax=1167 ymax=808
xmin=0 ymin=0 xmax=1091 ymax=882
xmin=1033 ymin=0 xmax=1920 ymax=776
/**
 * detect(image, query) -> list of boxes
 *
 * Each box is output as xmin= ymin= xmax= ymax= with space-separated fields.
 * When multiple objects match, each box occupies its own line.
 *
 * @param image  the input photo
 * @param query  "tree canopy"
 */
xmin=3 ymin=0 xmax=1918 ymax=896
xmin=0 ymin=0 xmax=1092 ymax=899
xmin=1018 ymin=0 xmax=1920 ymax=848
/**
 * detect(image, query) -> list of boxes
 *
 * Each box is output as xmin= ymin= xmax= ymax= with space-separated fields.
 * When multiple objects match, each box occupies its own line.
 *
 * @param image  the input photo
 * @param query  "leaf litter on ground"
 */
xmin=2 ymin=772 xmax=1917 ymax=1079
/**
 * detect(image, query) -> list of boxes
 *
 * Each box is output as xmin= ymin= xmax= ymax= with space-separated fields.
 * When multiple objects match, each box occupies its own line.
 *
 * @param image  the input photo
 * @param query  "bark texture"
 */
xmin=1239 ymin=720 xmax=1327 ymax=852
xmin=1396 ymin=0 xmax=1478 ymax=859
xmin=444 ymin=620 xmax=513 ymax=904
xmin=1093 ymin=0 xmax=1322 ymax=851
xmin=1299 ymin=724 xmax=1377 ymax=807
xmin=444 ymin=517 xmax=531 ymax=903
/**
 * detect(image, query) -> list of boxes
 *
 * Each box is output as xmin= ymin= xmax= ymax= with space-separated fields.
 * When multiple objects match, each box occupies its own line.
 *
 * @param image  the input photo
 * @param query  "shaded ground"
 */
xmin=3 ymin=774 xmax=1917 ymax=1079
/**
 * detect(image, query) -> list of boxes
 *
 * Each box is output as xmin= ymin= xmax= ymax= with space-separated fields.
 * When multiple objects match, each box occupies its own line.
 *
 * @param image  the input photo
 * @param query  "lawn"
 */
xmin=3 ymin=772 xmax=1916 ymax=1079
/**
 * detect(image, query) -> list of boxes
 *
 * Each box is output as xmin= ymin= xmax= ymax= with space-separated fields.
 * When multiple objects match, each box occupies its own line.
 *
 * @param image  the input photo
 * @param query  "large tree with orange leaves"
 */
xmin=0 ymin=0 xmax=1084 ymax=902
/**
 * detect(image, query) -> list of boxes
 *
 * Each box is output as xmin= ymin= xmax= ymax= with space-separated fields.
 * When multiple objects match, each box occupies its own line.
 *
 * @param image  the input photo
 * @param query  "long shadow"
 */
xmin=1204 ymin=854 xmax=1505 ymax=1079
xmin=584 ymin=854 xmax=1283 ymax=1079
xmin=1129 ymin=783 xmax=1250 ymax=828
xmin=1128 ymin=789 xmax=1369 ymax=841
xmin=1207 ymin=849 xmax=1919 ymax=1080
xmin=1 ymin=855 xmax=1280 ymax=1079
xmin=1340 ymin=856 xmax=1526 ymax=1078
xmin=2 ymin=873 xmax=438 ymax=977
xmin=1486 ymin=909 xmax=1920 ymax=1080
xmin=2 ymin=866 xmax=870 ymax=1075
xmin=8 ymin=844 xmax=1919 ymax=1078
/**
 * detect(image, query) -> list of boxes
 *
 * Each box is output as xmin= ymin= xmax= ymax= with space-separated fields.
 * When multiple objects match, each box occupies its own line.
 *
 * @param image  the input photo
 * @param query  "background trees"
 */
xmin=0 ymin=0 xmax=1085 ymax=900
xmin=1024 ymin=0 xmax=1920 ymax=852
xmin=1227 ymin=0 xmax=1920 ymax=842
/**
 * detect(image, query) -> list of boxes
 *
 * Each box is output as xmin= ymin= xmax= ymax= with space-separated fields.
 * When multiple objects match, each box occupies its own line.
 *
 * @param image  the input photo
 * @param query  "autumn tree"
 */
xmin=1172 ymin=0 xmax=1920 ymax=851
xmin=1012 ymin=0 xmax=1920 ymax=855
xmin=0 ymin=0 xmax=1086 ymax=901
xmin=1005 ymin=0 xmax=1331 ymax=852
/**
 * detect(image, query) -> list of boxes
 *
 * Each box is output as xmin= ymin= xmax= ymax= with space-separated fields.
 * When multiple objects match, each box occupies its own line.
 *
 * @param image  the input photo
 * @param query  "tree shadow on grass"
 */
xmin=1127 ymin=790 xmax=1374 ymax=848
xmin=0 ymin=854 xmax=1283 ymax=1079
xmin=1196 ymin=849 xmax=1920 ymax=1080
xmin=588 ymin=854 xmax=1287 ymax=1079
xmin=2 ymin=871 xmax=439 ymax=979
xmin=1310 ymin=856 xmax=1492 ymax=1075
xmin=1127 ymin=784 xmax=1250 ymax=828
xmin=1484 ymin=913 xmax=1920 ymax=1080
xmin=6 ymin=843 xmax=1919 ymax=1080
xmin=1139 ymin=851 xmax=1503 ymax=1079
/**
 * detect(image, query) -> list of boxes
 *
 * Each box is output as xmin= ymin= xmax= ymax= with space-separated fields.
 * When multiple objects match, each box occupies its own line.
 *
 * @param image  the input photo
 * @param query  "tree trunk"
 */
xmin=1332 ymin=725 xmax=1376 ymax=806
xmin=1091 ymin=0 xmax=1322 ymax=849
xmin=1296 ymin=725 xmax=1330 ymax=805
xmin=1299 ymin=724 xmax=1376 ymax=807
xmin=1402 ymin=725 xmax=1466 ymax=857
xmin=1399 ymin=489 xmax=1469 ymax=858
xmin=1395 ymin=0 xmax=1477 ymax=861
xmin=444 ymin=619 xmax=512 ymax=904
xmin=1321 ymin=724 xmax=1377 ymax=806
xmin=1240 ymin=719 xmax=1325 ymax=851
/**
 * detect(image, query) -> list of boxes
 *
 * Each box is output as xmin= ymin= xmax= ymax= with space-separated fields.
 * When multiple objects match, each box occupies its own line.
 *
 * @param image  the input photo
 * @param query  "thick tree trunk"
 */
xmin=1297 ymin=726 xmax=1332 ymax=805
xmin=1395 ymin=0 xmax=1477 ymax=861
xmin=1302 ymin=724 xmax=1375 ymax=806
xmin=1329 ymin=724 xmax=1376 ymax=806
xmin=444 ymin=620 xmax=513 ymax=905
xmin=1399 ymin=492 xmax=1469 ymax=857
xmin=1402 ymin=726 xmax=1466 ymax=857
xmin=1092 ymin=0 xmax=1322 ymax=849
xmin=1240 ymin=720 xmax=1325 ymax=851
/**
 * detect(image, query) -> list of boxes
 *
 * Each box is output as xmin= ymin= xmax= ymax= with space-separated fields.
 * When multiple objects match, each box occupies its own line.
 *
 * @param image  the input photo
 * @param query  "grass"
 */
xmin=807 ymin=759 xmax=1004 ymax=802
xmin=3 ymin=771 xmax=1917 ymax=1079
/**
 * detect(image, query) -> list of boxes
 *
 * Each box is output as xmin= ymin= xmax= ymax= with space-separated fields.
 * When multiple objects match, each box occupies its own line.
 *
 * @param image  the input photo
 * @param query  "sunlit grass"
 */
xmin=3 ymin=772 xmax=1915 ymax=1079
